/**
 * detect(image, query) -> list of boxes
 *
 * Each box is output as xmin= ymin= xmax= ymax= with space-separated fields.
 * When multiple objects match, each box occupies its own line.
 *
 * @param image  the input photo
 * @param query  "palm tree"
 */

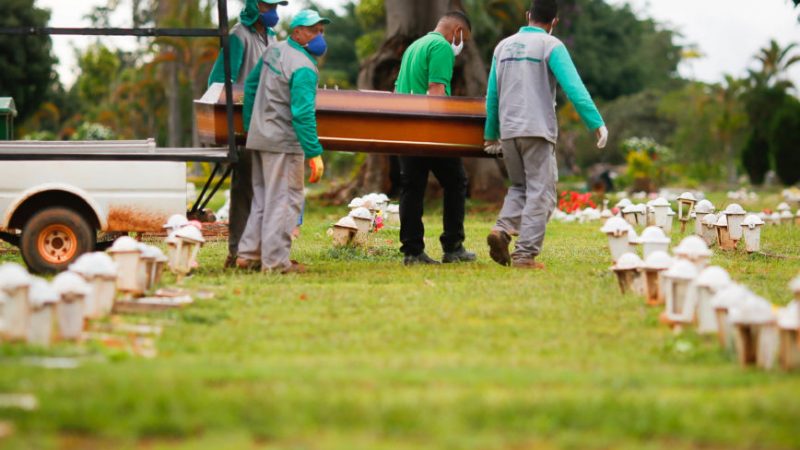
xmin=753 ymin=39 xmax=800 ymax=88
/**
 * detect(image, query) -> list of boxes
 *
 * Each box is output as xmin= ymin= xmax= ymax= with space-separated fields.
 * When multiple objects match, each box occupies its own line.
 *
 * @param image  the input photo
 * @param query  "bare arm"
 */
xmin=427 ymin=83 xmax=446 ymax=96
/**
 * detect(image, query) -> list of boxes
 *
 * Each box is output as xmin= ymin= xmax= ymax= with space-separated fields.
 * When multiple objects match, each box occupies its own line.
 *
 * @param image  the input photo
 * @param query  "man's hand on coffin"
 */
xmin=595 ymin=126 xmax=608 ymax=149
xmin=308 ymin=156 xmax=325 ymax=183
xmin=427 ymin=83 xmax=446 ymax=96
xmin=483 ymin=140 xmax=502 ymax=156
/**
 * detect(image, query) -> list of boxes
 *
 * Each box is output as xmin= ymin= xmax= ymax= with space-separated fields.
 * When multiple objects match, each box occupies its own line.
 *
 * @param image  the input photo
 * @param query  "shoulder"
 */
xmin=542 ymin=35 xmax=565 ymax=53
xmin=286 ymin=44 xmax=317 ymax=73
xmin=494 ymin=34 xmax=516 ymax=53
xmin=231 ymin=23 xmax=249 ymax=38
xmin=427 ymin=33 xmax=450 ymax=51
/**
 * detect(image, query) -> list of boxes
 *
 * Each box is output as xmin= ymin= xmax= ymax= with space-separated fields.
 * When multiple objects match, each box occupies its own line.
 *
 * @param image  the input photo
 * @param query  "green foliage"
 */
xmin=741 ymin=131 xmax=771 ymax=186
xmin=740 ymin=40 xmax=800 ymax=185
xmin=0 ymin=0 xmax=58 ymax=123
xmin=355 ymin=30 xmax=385 ymax=62
xmin=559 ymin=0 xmax=682 ymax=100
xmin=318 ymin=69 xmax=353 ymax=89
xmin=75 ymin=44 xmax=121 ymax=111
xmin=21 ymin=130 xmax=57 ymax=141
xmin=354 ymin=0 xmax=385 ymax=30
xmin=572 ymin=89 xmax=676 ymax=169
xmin=482 ymin=0 xmax=682 ymax=100
xmin=620 ymin=137 xmax=674 ymax=190
xmin=658 ymin=78 xmax=748 ymax=182
xmin=70 ymin=122 xmax=117 ymax=140
xmin=313 ymin=2 xmax=363 ymax=86
xmin=769 ymin=96 xmax=800 ymax=185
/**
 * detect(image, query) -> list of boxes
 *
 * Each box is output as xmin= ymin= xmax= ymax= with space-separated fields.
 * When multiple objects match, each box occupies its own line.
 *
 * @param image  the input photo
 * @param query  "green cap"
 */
xmin=259 ymin=0 xmax=288 ymax=5
xmin=290 ymin=9 xmax=331 ymax=29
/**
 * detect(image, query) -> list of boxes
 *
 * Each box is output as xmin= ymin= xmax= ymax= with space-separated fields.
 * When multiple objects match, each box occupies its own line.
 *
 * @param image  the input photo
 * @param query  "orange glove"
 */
xmin=308 ymin=156 xmax=324 ymax=183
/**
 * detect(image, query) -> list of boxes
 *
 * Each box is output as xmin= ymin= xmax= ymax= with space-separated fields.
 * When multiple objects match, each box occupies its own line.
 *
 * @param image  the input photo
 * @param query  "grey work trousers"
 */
xmin=237 ymin=151 xmax=304 ymax=271
xmin=228 ymin=147 xmax=253 ymax=257
xmin=494 ymin=137 xmax=558 ymax=261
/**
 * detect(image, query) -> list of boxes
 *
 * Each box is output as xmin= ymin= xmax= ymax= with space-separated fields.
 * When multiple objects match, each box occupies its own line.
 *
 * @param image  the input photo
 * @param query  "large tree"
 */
xmin=0 ymin=0 xmax=57 ymax=124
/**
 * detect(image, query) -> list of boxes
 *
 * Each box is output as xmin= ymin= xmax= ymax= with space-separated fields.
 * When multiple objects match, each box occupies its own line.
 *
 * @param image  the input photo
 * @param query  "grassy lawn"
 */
xmin=1 ymin=195 xmax=799 ymax=449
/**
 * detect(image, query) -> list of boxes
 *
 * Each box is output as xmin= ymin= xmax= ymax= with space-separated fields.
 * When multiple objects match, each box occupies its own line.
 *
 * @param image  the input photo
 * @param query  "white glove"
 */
xmin=596 ymin=126 xmax=608 ymax=149
xmin=484 ymin=143 xmax=503 ymax=156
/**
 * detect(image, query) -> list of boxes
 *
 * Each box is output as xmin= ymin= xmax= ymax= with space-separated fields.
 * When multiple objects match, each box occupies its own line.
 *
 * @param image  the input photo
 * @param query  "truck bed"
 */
xmin=0 ymin=139 xmax=230 ymax=162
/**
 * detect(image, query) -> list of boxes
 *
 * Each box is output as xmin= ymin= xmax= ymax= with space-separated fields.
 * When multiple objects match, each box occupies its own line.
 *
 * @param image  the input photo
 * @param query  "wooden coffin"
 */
xmin=195 ymin=83 xmax=489 ymax=158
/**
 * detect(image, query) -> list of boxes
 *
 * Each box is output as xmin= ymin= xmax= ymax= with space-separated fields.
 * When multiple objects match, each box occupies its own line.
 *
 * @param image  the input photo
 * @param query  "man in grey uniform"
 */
xmin=207 ymin=0 xmax=287 ymax=269
xmin=484 ymin=0 xmax=608 ymax=269
xmin=237 ymin=9 xmax=329 ymax=274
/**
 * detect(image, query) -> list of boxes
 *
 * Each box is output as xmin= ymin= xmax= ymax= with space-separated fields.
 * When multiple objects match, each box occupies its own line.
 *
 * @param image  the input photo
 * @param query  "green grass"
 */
xmin=1 ymin=199 xmax=799 ymax=450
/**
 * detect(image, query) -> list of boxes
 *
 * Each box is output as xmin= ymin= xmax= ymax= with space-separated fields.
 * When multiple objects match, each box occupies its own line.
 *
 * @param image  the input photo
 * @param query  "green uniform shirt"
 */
xmin=395 ymin=32 xmax=455 ymax=96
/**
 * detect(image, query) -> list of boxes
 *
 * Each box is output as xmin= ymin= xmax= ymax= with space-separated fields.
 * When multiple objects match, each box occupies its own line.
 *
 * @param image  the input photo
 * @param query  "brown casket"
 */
xmin=195 ymin=83 xmax=489 ymax=158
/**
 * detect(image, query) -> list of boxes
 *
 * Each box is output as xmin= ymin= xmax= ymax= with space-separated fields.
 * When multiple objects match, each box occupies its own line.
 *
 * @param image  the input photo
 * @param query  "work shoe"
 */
xmin=511 ymin=258 xmax=545 ymax=270
xmin=486 ymin=230 xmax=511 ymax=266
xmin=442 ymin=247 xmax=477 ymax=263
xmin=279 ymin=260 xmax=307 ymax=275
xmin=224 ymin=254 xmax=237 ymax=269
xmin=403 ymin=252 xmax=441 ymax=266
xmin=235 ymin=257 xmax=262 ymax=272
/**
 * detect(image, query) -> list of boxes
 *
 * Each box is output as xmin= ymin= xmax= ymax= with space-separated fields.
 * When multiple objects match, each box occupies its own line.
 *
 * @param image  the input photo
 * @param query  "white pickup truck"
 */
xmin=0 ymin=140 xmax=191 ymax=273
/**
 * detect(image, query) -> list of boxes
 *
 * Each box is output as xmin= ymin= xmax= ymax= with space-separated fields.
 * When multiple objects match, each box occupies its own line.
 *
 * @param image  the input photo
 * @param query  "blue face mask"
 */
xmin=259 ymin=9 xmax=279 ymax=28
xmin=305 ymin=34 xmax=327 ymax=57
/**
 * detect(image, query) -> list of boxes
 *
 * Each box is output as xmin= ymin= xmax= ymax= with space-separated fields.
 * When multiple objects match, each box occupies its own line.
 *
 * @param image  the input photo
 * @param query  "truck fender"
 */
xmin=2 ymin=183 xmax=107 ymax=231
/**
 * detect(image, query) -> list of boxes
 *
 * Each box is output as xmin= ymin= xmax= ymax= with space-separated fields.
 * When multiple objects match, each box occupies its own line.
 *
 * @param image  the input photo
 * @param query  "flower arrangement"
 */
xmin=558 ymin=191 xmax=596 ymax=213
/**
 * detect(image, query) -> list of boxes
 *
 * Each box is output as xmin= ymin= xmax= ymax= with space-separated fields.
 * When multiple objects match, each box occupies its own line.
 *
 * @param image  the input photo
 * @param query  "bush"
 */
xmin=621 ymin=137 xmax=675 ymax=191
xmin=70 ymin=122 xmax=116 ymax=141
xmin=741 ymin=131 xmax=770 ymax=185
xmin=769 ymin=98 xmax=800 ymax=186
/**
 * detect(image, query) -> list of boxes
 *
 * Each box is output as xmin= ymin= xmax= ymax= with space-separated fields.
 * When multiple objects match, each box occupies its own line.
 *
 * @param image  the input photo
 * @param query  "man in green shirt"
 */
xmin=207 ymin=0 xmax=287 ymax=270
xmin=394 ymin=11 xmax=476 ymax=266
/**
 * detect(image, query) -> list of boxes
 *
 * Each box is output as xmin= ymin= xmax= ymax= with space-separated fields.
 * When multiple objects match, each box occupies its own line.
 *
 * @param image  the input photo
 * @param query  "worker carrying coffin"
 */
xmin=237 ymin=9 xmax=330 ymax=274
xmin=484 ymin=0 xmax=609 ymax=269
xmin=394 ymin=11 xmax=477 ymax=266
xmin=208 ymin=0 xmax=289 ymax=270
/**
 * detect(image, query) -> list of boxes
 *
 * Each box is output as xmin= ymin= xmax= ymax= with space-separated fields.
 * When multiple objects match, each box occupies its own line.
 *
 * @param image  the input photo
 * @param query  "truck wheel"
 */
xmin=21 ymin=207 xmax=96 ymax=274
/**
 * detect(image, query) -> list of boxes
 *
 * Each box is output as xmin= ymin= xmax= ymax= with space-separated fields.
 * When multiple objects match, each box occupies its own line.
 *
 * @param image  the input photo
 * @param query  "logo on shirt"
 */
xmin=507 ymin=43 xmax=527 ymax=58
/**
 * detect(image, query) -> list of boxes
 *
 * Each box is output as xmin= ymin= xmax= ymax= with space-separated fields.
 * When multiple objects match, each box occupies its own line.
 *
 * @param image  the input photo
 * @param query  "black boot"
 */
xmin=442 ymin=247 xmax=477 ymax=263
xmin=403 ymin=252 xmax=441 ymax=266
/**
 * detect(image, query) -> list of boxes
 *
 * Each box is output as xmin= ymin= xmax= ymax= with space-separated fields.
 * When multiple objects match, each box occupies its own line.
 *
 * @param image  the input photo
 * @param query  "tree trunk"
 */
xmin=328 ymin=0 xmax=507 ymax=203
xmin=725 ymin=140 xmax=737 ymax=186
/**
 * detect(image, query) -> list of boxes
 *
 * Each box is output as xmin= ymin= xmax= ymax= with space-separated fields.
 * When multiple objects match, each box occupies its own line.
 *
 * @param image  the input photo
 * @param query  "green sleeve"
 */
xmin=428 ymin=42 xmax=455 ymax=95
xmin=208 ymin=34 xmax=245 ymax=87
xmin=549 ymin=45 xmax=604 ymax=130
xmin=484 ymin=56 xmax=500 ymax=141
xmin=243 ymin=59 xmax=262 ymax=133
xmin=290 ymin=67 xmax=324 ymax=158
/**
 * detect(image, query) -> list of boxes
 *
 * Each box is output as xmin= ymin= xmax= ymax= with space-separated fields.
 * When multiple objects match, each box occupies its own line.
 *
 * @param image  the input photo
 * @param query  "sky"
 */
xmin=38 ymin=0 xmax=800 ymax=88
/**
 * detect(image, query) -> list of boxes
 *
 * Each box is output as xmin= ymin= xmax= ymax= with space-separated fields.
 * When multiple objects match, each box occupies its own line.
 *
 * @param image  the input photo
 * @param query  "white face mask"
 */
xmin=451 ymin=29 xmax=464 ymax=56
xmin=549 ymin=19 xmax=556 ymax=35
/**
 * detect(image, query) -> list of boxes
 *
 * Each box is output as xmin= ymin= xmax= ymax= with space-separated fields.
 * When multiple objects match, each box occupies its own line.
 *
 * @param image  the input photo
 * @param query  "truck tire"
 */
xmin=21 ymin=207 xmax=96 ymax=274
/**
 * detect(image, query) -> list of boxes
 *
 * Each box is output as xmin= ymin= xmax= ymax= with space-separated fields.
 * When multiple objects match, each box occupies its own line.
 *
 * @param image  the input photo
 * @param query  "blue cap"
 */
xmin=290 ymin=9 xmax=331 ymax=29
xmin=260 ymin=0 xmax=288 ymax=5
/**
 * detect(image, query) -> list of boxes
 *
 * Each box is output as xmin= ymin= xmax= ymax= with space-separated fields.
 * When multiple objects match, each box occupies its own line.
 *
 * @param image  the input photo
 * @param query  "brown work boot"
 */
xmin=224 ymin=254 xmax=237 ymax=269
xmin=235 ymin=257 xmax=261 ymax=272
xmin=486 ymin=230 xmax=511 ymax=266
xmin=279 ymin=260 xmax=307 ymax=275
xmin=511 ymin=258 xmax=545 ymax=270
